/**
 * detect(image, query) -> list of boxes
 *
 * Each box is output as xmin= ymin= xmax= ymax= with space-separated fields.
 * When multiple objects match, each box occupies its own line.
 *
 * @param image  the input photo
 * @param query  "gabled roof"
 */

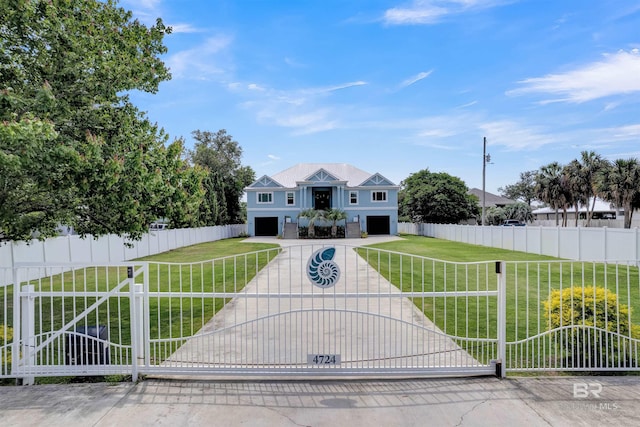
xmin=468 ymin=188 xmax=517 ymax=207
xmin=267 ymin=163 xmax=392 ymax=188
xmin=360 ymin=173 xmax=395 ymax=187
xmin=246 ymin=175 xmax=284 ymax=188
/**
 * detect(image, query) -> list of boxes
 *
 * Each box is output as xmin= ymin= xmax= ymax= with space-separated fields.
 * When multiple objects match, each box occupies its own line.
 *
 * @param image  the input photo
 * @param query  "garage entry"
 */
xmin=255 ymin=217 xmax=279 ymax=236
xmin=366 ymin=215 xmax=390 ymax=235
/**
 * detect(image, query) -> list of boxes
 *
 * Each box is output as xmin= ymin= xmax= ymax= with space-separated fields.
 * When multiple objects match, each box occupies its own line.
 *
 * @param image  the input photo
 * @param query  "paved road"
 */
xmin=1 ymin=376 xmax=639 ymax=426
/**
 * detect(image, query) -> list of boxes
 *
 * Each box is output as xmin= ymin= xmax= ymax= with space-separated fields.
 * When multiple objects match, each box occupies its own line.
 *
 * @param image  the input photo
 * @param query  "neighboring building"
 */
xmin=245 ymin=163 xmax=399 ymax=237
xmin=532 ymin=198 xmax=618 ymax=221
xmin=468 ymin=188 xmax=518 ymax=208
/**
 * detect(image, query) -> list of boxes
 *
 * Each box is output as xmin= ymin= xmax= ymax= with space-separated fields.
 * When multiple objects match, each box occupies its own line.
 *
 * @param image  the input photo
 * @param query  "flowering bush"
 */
xmin=544 ymin=286 xmax=639 ymax=367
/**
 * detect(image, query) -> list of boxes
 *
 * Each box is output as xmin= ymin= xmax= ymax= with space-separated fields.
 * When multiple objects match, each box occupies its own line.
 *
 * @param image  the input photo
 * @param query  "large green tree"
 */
xmin=399 ymin=169 xmax=479 ymax=224
xmin=498 ymin=170 xmax=537 ymax=206
xmin=190 ymin=129 xmax=255 ymax=225
xmin=0 ymin=0 xmax=199 ymax=241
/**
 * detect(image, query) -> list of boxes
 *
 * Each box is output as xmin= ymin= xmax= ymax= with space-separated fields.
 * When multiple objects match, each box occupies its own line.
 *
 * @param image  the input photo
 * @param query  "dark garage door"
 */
xmin=255 ymin=217 xmax=279 ymax=236
xmin=366 ymin=216 xmax=390 ymax=235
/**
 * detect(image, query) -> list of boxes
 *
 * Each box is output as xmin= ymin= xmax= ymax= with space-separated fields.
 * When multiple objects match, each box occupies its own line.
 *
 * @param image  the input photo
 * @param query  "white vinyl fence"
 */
xmin=0 ymin=225 xmax=247 ymax=286
xmin=399 ymin=223 xmax=640 ymax=262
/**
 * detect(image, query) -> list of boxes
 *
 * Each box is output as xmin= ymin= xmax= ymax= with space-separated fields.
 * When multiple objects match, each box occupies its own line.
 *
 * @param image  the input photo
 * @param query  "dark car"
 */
xmin=502 ymin=219 xmax=526 ymax=226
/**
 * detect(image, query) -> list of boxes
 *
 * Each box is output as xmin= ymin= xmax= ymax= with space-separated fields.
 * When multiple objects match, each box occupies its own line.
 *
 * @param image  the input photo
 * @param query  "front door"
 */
xmin=313 ymin=188 xmax=331 ymax=211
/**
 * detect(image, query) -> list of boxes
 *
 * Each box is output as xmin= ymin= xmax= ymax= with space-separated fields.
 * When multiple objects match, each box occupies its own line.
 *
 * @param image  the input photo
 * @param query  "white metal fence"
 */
xmin=3 ymin=245 xmax=639 ymax=382
xmin=2 ymin=245 xmax=501 ymax=382
xmin=399 ymin=222 xmax=640 ymax=262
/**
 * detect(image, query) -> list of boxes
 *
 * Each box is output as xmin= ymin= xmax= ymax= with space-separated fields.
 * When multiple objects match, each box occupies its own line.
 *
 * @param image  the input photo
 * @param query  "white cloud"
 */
xmin=257 ymin=109 xmax=338 ymax=135
xmin=383 ymin=0 xmax=511 ymax=25
xmin=456 ymin=100 xmax=478 ymax=108
xmin=400 ymin=70 xmax=433 ymax=88
xmin=267 ymin=154 xmax=280 ymax=160
xmin=120 ymin=0 xmax=162 ymax=26
xmin=235 ymin=80 xmax=368 ymax=135
xmin=310 ymin=81 xmax=368 ymax=94
xmin=508 ymin=49 xmax=640 ymax=103
xmin=248 ymin=83 xmax=266 ymax=91
xmin=478 ymin=120 xmax=558 ymax=150
xmin=606 ymin=124 xmax=640 ymax=140
xmin=168 ymin=23 xmax=202 ymax=33
xmin=166 ymin=35 xmax=233 ymax=79
xmin=284 ymin=57 xmax=307 ymax=68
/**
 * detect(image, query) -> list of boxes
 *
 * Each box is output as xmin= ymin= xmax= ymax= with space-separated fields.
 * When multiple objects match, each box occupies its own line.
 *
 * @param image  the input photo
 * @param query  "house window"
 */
xmin=286 ymin=191 xmax=295 ymax=206
xmin=349 ymin=191 xmax=358 ymax=205
xmin=372 ymin=191 xmax=387 ymax=202
xmin=257 ymin=192 xmax=273 ymax=204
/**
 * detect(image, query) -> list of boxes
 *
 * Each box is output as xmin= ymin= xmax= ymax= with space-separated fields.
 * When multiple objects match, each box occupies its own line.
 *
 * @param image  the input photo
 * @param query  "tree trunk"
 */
xmin=586 ymin=197 xmax=597 ymax=227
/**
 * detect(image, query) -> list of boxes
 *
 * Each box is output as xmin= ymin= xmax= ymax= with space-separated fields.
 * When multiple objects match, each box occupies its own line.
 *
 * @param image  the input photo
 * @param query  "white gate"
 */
xmin=141 ymin=245 xmax=501 ymax=377
xmin=3 ymin=245 xmax=502 ymax=381
xmin=5 ymin=263 xmax=146 ymax=383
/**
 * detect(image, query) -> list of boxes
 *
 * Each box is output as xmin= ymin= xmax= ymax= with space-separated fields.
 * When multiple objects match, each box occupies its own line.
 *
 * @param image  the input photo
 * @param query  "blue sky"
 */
xmin=122 ymin=0 xmax=640 ymax=194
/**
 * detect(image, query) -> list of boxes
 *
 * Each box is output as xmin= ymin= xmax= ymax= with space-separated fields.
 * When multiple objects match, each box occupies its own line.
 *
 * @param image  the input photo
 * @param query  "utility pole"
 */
xmin=481 ymin=137 xmax=491 ymax=226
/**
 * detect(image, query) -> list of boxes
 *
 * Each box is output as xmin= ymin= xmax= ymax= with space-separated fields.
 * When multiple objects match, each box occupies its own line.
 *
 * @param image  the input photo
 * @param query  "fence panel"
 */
xmin=0 ymin=268 xmax=13 ymax=379
xmin=503 ymin=260 xmax=640 ymax=372
xmin=406 ymin=223 xmax=640 ymax=262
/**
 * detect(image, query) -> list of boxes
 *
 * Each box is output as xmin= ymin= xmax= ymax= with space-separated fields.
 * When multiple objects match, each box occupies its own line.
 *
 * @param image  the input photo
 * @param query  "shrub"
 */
xmin=544 ymin=286 xmax=639 ymax=368
xmin=1 ymin=325 xmax=13 ymax=366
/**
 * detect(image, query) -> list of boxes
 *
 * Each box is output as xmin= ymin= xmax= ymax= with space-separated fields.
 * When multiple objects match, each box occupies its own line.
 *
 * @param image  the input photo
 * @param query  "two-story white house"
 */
xmin=245 ymin=163 xmax=399 ymax=238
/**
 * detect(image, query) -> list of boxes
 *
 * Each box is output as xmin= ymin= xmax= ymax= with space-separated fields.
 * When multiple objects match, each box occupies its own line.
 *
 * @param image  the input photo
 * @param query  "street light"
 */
xmin=481 ymin=137 xmax=492 ymax=226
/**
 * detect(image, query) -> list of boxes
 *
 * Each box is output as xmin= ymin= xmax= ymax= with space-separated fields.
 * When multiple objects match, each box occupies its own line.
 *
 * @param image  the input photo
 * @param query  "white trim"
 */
xmin=248 ymin=207 xmax=301 ymax=212
xmin=344 ymin=207 xmax=396 ymax=212
xmin=286 ymin=191 xmax=295 ymax=206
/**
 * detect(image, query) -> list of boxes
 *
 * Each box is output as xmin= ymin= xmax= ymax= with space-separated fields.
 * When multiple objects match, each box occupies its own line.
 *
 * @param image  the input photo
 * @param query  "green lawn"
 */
xmin=358 ymin=234 xmax=640 ymax=369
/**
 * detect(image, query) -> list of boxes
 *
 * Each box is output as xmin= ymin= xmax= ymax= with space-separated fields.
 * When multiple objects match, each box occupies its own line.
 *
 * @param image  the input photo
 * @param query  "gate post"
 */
xmin=20 ymin=284 xmax=35 ymax=385
xmin=496 ymin=261 xmax=507 ymax=378
xmin=127 ymin=266 xmax=141 ymax=382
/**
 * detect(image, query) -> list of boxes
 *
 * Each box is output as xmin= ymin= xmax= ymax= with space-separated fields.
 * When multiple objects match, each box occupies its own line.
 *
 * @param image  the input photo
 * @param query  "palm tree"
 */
xmin=597 ymin=158 xmax=640 ymax=228
xmin=564 ymin=160 xmax=587 ymax=227
xmin=566 ymin=151 xmax=606 ymax=226
xmin=535 ymin=162 xmax=573 ymax=226
xmin=298 ymin=208 xmax=322 ymax=238
xmin=323 ymin=208 xmax=347 ymax=238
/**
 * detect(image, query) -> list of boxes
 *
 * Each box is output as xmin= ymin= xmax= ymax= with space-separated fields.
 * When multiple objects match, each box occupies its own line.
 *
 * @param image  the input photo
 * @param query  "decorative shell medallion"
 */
xmin=306 ymin=247 xmax=340 ymax=289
